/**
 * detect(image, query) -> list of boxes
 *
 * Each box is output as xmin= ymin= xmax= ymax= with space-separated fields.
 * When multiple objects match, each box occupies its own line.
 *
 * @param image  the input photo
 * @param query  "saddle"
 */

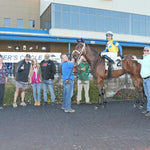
xmin=101 ymin=52 xmax=122 ymax=70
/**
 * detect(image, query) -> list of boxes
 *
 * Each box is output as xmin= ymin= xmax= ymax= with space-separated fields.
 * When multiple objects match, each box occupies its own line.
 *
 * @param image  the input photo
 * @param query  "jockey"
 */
xmin=100 ymin=31 xmax=123 ymax=64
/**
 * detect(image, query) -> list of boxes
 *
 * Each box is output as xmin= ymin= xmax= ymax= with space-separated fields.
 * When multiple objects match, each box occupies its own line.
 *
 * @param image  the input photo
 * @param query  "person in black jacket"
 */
xmin=13 ymin=54 xmax=31 ymax=108
xmin=40 ymin=54 xmax=56 ymax=105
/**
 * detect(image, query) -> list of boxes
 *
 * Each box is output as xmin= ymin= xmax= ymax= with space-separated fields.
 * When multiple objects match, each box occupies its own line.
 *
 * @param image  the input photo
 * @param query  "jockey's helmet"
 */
xmin=106 ymin=31 xmax=113 ymax=36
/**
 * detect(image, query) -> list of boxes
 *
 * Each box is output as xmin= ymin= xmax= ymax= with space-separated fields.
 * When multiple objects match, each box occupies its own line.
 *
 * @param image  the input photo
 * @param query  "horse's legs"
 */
xmin=134 ymin=88 xmax=145 ymax=109
xmin=98 ymin=88 xmax=102 ymax=105
xmin=95 ymin=87 xmax=106 ymax=110
xmin=102 ymin=86 xmax=107 ymax=104
xmin=138 ymin=89 xmax=145 ymax=109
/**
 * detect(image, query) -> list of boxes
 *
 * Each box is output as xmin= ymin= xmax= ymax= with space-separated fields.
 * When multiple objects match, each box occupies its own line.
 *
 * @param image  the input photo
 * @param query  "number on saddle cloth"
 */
xmin=101 ymin=52 xmax=122 ymax=70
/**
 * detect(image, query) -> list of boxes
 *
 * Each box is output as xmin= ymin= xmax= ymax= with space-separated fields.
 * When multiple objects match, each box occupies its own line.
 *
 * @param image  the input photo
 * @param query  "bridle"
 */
xmin=72 ymin=42 xmax=86 ymax=61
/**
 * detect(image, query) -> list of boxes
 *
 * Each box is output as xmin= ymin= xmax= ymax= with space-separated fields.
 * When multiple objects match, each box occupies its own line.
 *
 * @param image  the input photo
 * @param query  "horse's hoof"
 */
xmin=133 ymin=104 xmax=137 ymax=108
xmin=94 ymin=106 xmax=98 ymax=110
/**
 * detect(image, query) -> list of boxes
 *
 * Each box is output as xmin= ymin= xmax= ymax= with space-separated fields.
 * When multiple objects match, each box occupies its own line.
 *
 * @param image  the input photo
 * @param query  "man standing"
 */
xmin=13 ymin=54 xmax=31 ymax=108
xmin=132 ymin=47 xmax=150 ymax=117
xmin=40 ymin=54 xmax=56 ymax=105
xmin=77 ymin=56 xmax=90 ymax=104
xmin=61 ymin=54 xmax=75 ymax=113
xmin=0 ymin=54 xmax=8 ymax=109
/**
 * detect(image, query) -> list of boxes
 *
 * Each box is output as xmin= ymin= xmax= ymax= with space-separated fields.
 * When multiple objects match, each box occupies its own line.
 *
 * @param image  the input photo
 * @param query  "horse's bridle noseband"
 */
xmin=72 ymin=43 xmax=86 ymax=61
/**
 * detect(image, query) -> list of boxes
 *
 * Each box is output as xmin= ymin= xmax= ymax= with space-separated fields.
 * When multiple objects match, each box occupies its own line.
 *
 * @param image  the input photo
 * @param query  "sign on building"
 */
xmin=0 ymin=52 xmax=61 ymax=63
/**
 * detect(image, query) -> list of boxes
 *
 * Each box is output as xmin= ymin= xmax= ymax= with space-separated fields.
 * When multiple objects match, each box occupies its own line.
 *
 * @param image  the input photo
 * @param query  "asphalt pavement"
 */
xmin=0 ymin=101 xmax=150 ymax=150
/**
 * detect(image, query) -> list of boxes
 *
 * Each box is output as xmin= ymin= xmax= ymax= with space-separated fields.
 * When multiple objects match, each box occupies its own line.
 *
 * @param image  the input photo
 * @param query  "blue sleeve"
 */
xmin=118 ymin=44 xmax=122 ymax=55
xmin=113 ymin=41 xmax=123 ymax=55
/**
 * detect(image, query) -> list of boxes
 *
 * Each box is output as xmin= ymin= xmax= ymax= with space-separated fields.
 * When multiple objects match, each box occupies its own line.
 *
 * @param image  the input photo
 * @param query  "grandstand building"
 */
xmin=0 ymin=0 xmax=150 ymax=56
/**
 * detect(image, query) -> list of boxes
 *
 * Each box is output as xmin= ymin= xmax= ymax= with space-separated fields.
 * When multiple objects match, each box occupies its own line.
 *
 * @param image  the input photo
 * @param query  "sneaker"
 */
xmin=138 ymin=105 xmax=144 ymax=110
xmin=0 ymin=107 xmax=3 ymax=110
xmin=145 ymin=112 xmax=150 ymax=117
xmin=61 ymin=107 xmax=65 ymax=110
xmin=77 ymin=100 xmax=80 ymax=105
xmin=37 ymin=101 xmax=40 ymax=106
xmin=64 ymin=109 xmax=75 ymax=113
xmin=13 ymin=102 xmax=18 ymax=108
xmin=142 ymin=110 xmax=149 ymax=114
xmin=34 ymin=100 xmax=38 ymax=106
xmin=20 ymin=102 xmax=27 ymax=107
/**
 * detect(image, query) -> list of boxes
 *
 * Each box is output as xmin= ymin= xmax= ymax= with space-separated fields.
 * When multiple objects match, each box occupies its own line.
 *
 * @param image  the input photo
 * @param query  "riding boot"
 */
xmin=102 ymin=55 xmax=115 ymax=64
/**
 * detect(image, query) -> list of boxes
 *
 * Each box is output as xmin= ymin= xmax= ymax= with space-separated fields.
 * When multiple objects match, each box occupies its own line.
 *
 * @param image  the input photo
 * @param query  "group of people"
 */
xmin=13 ymin=54 xmax=56 ymax=108
xmin=0 ymin=31 xmax=150 ymax=116
xmin=0 ymin=52 xmax=91 ymax=113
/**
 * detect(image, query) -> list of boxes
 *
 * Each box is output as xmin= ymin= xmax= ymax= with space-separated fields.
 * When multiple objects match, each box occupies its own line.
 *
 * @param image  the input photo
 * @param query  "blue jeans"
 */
xmin=62 ymin=80 xmax=74 ymax=110
xmin=143 ymin=78 xmax=150 ymax=111
xmin=43 ymin=80 xmax=55 ymax=102
xmin=32 ymin=83 xmax=42 ymax=101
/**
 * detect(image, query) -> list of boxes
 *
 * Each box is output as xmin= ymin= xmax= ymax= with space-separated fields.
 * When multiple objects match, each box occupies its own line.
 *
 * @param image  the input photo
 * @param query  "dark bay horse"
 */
xmin=74 ymin=40 xmax=144 ymax=107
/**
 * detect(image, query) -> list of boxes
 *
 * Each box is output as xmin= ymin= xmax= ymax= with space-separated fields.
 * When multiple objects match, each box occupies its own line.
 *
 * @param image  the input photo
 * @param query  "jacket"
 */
xmin=40 ymin=59 xmax=56 ymax=80
xmin=28 ymin=63 xmax=42 ymax=84
xmin=16 ymin=60 xmax=31 ymax=82
xmin=102 ymin=39 xmax=123 ymax=55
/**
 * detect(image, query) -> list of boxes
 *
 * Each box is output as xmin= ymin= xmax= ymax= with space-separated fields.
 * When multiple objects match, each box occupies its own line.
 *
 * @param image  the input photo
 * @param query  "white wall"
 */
xmin=49 ymin=28 xmax=150 ymax=44
xmin=40 ymin=0 xmax=150 ymax=16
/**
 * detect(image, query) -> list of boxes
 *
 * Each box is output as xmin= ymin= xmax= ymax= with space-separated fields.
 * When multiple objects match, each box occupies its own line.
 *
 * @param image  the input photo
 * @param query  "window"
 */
xmin=51 ymin=3 xmax=150 ymax=36
xmin=146 ymin=16 xmax=150 ymax=36
xmin=4 ymin=18 xmax=11 ymax=27
xmin=17 ymin=19 xmax=23 ymax=27
xmin=45 ymin=22 xmax=51 ymax=29
xmin=54 ymin=12 xmax=62 ymax=28
xmin=62 ymin=12 xmax=70 ymax=29
xmin=29 ymin=20 xmax=35 ymax=28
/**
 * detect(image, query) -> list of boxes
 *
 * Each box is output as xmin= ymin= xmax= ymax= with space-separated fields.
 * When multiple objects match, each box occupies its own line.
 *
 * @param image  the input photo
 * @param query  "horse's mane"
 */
xmin=88 ymin=45 xmax=99 ymax=54
xmin=124 ymin=54 xmax=143 ymax=59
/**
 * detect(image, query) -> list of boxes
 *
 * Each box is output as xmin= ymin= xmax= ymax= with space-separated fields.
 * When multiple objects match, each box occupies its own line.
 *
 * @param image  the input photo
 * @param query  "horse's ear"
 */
xmin=81 ymin=38 xmax=85 ymax=43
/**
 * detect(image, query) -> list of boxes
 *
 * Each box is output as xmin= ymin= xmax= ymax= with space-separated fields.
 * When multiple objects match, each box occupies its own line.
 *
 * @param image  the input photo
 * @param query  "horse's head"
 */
xmin=72 ymin=39 xmax=86 ymax=59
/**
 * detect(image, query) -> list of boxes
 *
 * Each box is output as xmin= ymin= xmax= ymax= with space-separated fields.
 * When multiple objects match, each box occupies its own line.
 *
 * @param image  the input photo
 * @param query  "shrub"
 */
xmin=3 ymin=80 xmax=139 ymax=106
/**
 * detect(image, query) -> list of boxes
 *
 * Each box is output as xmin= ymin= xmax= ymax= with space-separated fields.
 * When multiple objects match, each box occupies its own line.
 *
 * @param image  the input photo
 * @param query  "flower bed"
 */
xmin=3 ymin=80 xmax=141 ymax=105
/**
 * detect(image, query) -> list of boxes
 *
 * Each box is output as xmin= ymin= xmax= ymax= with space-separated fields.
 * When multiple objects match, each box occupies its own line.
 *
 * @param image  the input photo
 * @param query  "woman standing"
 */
xmin=28 ymin=58 xmax=42 ymax=106
xmin=0 ymin=55 xmax=8 ymax=109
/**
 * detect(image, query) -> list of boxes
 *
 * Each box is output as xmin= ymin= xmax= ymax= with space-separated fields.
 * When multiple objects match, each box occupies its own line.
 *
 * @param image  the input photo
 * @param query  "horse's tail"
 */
xmin=107 ymin=63 xmax=112 ymax=79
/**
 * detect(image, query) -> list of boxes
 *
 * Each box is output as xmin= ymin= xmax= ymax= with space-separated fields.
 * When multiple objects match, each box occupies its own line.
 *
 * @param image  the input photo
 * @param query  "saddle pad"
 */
xmin=101 ymin=52 xmax=122 ymax=70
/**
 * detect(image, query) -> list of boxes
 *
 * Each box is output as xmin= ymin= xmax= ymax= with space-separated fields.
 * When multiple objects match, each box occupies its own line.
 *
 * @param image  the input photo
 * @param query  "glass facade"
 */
xmin=51 ymin=3 xmax=150 ymax=36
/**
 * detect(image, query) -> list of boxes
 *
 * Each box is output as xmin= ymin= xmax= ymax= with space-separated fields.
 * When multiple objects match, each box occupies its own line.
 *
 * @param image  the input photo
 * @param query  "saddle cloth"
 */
xmin=101 ymin=52 xmax=122 ymax=70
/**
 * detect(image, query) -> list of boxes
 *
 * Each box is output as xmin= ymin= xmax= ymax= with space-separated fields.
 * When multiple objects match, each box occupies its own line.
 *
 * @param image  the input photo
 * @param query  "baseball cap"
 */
xmin=25 ymin=54 xmax=31 ymax=58
xmin=144 ymin=47 xmax=150 ymax=51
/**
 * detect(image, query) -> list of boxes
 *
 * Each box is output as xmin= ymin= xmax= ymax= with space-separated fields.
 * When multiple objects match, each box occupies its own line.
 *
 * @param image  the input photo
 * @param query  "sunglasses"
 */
xmin=143 ymin=50 xmax=149 ymax=52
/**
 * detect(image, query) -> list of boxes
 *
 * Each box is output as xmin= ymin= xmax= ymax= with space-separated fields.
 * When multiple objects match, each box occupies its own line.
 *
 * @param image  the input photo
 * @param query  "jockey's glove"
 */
xmin=118 ymin=54 xmax=124 ymax=59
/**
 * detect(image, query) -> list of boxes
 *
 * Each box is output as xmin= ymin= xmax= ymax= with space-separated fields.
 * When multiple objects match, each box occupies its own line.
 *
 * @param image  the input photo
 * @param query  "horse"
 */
xmin=73 ymin=39 xmax=144 ymax=108
xmin=122 ymin=54 xmax=144 ymax=107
